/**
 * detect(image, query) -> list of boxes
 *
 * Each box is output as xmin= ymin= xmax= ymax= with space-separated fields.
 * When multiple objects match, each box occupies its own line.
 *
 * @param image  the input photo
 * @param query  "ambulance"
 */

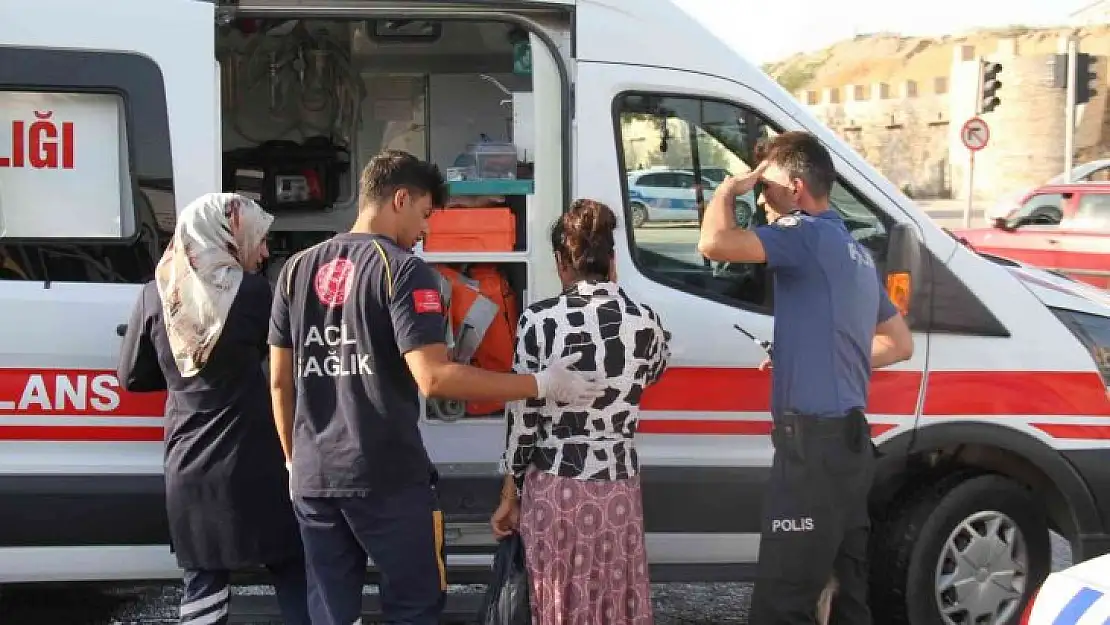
xmin=0 ymin=1 xmax=1108 ymax=624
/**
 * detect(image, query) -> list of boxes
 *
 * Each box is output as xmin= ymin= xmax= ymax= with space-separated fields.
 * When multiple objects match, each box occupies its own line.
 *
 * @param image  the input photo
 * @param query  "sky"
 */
xmin=670 ymin=0 xmax=1089 ymax=64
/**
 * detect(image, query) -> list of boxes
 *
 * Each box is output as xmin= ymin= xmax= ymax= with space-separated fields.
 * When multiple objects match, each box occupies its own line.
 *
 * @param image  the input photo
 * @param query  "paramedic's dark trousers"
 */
xmin=179 ymin=559 xmax=309 ymax=625
xmin=750 ymin=409 xmax=877 ymax=625
xmin=294 ymin=484 xmax=447 ymax=625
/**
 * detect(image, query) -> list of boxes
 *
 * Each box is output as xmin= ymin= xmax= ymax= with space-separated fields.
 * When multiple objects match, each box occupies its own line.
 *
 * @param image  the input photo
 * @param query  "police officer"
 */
xmin=268 ymin=150 xmax=603 ymax=625
xmin=697 ymin=131 xmax=914 ymax=625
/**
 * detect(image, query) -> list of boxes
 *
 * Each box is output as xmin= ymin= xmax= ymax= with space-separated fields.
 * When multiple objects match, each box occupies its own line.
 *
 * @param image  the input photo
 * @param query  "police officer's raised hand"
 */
xmin=716 ymin=161 xmax=769 ymax=198
xmin=533 ymin=352 xmax=606 ymax=404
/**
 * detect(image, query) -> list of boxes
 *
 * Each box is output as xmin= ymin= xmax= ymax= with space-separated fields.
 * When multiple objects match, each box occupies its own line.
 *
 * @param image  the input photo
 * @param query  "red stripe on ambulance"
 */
xmin=640 ymin=367 xmax=1110 ymax=418
xmin=0 ymin=369 xmax=166 ymax=416
xmin=636 ymin=419 xmax=897 ymax=437
xmin=0 ymin=367 xmax=1107 ymax=442
xmin=923 ymin=371 xmax=1110 ymax=417
xmin=639 ymin=367 xmax=922 ymax=415
xmin=0 ymin=425 xmax=162 ymax=442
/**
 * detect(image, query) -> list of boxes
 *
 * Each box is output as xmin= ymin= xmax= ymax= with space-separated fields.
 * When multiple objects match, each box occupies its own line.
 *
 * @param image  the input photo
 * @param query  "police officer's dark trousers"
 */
xmin=179 ymin=558 xmax=310 ymax=625
xmin=293 ymin=483 xmax=447 ymax=625
xmin=750 ymin=409 xmax=876 ymax=625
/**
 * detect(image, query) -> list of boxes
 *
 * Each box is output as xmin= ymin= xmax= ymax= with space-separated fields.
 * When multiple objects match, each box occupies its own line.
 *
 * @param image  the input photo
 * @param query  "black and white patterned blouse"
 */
xmin=499 ymin=280 xmax=671 ymax=489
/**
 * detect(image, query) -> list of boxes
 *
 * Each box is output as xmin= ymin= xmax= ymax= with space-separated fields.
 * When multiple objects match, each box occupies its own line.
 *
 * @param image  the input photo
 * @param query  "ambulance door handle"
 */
xmin=1046 ymin=238 xmax=1060 ymax=245
xmin=116 ymin=324 xmax=128 ymax=337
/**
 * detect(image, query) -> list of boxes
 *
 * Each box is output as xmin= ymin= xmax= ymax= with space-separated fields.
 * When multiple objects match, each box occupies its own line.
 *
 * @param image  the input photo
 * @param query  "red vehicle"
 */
xmin=951 ymin=182 xmax=1110 ymax=289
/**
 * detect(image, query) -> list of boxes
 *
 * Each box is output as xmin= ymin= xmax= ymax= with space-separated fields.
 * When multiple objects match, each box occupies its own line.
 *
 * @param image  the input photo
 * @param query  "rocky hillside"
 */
xmin=764 ymin=24 xmax=1110 ymax=93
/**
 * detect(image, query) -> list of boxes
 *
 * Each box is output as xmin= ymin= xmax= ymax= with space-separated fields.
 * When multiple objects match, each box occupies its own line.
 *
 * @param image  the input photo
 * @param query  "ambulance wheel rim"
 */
xmin=934 ymin=509 xmax=1027 ymax=625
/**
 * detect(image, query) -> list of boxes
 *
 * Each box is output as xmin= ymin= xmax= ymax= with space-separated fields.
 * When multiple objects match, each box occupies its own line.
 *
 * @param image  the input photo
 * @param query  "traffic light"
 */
xmin=980 ymin=61 xmax=1002 ymax=114
xmin=1076 ymin=52 xmax=1098 ymax=105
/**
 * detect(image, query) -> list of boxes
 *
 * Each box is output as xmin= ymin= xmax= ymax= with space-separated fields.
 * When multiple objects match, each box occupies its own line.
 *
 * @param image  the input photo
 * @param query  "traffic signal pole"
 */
xmin=1066 ymin=36 xmax=1078 ymax=182
xmin=965 ymin=57 xmax=985 ymax=228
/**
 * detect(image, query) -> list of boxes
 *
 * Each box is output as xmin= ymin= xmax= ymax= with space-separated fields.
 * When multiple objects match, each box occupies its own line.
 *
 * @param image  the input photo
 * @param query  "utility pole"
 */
xmin=1065 ymin=35 xmax=1078 ymax=182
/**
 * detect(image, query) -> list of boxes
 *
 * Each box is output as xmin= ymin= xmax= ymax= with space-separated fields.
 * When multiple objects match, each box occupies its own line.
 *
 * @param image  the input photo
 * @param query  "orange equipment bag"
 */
xmin=424 ymin=207 xmax=517 ymax=253
xmin=432 ymin=264 xmax=520 ymax=417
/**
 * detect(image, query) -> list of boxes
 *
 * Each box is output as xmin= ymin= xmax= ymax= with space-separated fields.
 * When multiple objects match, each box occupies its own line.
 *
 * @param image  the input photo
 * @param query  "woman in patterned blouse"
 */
xmin=490 ymin=198 xmax=672 ymax=625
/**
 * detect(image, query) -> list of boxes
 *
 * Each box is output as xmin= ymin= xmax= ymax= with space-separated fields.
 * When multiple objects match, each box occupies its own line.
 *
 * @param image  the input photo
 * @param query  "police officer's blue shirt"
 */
xmin=753 ymin=210 xmax=899 ymax=418
xmin=268 ymin=234 xmax=445 ymax=497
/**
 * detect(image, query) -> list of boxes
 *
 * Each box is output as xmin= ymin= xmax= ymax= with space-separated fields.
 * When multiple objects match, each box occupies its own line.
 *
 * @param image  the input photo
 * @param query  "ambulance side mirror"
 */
xmin=884 ymin=222 xmax=923 ymax=321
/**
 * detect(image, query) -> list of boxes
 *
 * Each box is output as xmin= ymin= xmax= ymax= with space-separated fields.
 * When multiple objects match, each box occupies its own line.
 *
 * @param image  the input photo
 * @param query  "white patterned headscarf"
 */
xmin=154 ymin=193 xmax=274 ymax=377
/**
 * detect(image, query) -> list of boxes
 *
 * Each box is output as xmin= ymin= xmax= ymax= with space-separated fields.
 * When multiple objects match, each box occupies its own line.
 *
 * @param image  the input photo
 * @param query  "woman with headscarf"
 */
xmin=117 ymin=192 xmax=309 ymax=625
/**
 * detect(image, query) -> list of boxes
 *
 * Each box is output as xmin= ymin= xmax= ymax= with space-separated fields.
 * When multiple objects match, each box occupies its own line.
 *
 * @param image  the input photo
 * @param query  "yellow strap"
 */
xmin=432 ymin=509 xmax=447 ymax=591
xmin=371 ymin=240 xmax=394 ymax=299
xmin=283 ymin=250 xmax=308 ymax=299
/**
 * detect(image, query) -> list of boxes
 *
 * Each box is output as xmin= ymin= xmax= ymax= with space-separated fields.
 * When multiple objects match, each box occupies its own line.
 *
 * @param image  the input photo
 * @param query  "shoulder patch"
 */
xmin=412 ymin=288 xmax=443 ymax=314
xmin=775 ymin=215 xmax=801 ymax=228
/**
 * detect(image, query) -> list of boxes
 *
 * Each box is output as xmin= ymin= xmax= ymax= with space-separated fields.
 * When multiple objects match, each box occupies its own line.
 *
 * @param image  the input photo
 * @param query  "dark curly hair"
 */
xmin=550 ymin=198 xmax=617 ymax=280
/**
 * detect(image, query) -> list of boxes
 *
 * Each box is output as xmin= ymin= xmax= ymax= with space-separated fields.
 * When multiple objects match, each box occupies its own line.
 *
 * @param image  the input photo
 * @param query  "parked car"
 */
xmin=950 ymin=183 xmax=1110 ymax=289
xmin=626 ymin=167 xmax=756 ymax=227
xmin=987 ymin=159 xmax=1110 ymax=223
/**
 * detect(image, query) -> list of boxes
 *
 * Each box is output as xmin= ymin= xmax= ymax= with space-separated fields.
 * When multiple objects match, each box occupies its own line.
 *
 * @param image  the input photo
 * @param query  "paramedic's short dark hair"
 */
xmin=551 ymin=198 xmax=617 ymax=279
xmin=359 ymin=150 xmax=447 ymax=211
xmin=763 ymin=131 xmax=836 ymax=200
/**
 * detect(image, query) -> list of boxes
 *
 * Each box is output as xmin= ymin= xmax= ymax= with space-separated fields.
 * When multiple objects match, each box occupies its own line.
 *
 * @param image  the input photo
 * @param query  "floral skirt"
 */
xmin=517 ymin=470 xmax=654 ymax=625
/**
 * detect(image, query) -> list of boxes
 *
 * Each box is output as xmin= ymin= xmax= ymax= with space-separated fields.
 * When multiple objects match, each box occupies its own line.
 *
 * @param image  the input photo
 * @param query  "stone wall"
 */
xmin=801 ymin=81 xmax=952 ymax=197
xmin=799 ymin=36 xmax=1110 ymax=200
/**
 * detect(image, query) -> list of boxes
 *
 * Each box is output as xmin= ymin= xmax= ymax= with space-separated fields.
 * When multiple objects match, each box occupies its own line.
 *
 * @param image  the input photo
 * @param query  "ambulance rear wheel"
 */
xmin=870 ymin=472 xmax=1051 ymax=625
xmin=630 ymin=203 xmax=648 ymax=228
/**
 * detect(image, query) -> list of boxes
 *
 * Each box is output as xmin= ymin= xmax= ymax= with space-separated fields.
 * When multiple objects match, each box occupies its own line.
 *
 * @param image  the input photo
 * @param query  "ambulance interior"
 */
xmin=206 ymin=19 xmax=538 ymax=424
xmin=212 ymin=17 xmax=540 ymax=422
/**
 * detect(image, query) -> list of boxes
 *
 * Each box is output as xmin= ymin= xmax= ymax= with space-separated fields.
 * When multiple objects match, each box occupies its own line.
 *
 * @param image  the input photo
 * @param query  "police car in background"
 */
xmin=626 ymin=166 xmax=757 ymax=227
xmin=1023 ymin=553 xmax=1110 ymax=624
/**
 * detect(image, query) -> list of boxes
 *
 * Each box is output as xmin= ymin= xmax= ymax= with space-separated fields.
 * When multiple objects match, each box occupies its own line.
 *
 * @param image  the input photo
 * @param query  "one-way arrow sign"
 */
xmin=961 ymin=117 xmax=990 ymax=151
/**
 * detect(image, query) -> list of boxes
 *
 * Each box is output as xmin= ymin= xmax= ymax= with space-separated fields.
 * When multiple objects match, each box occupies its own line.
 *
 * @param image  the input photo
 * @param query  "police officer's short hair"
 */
xmin=359 ymin=150 xmax=447 ymax=211
xmin=763 ymin=132 xmax=836 ymax=200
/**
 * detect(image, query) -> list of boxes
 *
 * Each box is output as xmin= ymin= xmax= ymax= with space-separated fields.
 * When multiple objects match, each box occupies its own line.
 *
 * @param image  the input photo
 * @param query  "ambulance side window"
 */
xmin=615 ymin=93 xmax=890 ymax=312
xmin=0 ymin=47 xmax=175 ymax=284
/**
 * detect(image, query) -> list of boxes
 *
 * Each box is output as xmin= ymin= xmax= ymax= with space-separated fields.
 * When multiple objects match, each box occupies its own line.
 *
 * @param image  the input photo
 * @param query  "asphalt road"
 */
xmin=0 ymin=533 xmax=1074 ymax=624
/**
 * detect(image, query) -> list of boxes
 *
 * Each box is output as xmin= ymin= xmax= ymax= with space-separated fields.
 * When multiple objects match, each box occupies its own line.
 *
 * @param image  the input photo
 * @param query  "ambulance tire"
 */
xmin=870 ymin=471 xmax=1051 ymax=625
xmin=630 ymin=203 xmax=648 ymax=228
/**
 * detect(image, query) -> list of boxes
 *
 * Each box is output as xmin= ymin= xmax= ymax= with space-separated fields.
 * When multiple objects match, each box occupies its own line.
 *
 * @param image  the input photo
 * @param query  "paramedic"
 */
xmin=117 ymin=193 xmax=310 ymax=625
xmin=696 ymin=131 xmax=914 ymax=625
xmin=268 ymin=149 xmax=605 ymax=625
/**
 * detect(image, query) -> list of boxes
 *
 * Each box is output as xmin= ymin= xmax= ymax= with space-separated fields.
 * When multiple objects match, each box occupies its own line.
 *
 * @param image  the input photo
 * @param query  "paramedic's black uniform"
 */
xmin=747 ymin=210 xmax=900 ymax=625
xmin=268 ymin=233 xmax=447 ymax=625
xmin=117 ymin=275 xmax=309 ymax=625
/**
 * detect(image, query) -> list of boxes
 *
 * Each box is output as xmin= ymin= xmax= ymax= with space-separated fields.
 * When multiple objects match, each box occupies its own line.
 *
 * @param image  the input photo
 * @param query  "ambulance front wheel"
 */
xmin=870 ymin=472 xmax=1051 ymax=625
xmin=630 ymin=203 xmax=648 ymax=228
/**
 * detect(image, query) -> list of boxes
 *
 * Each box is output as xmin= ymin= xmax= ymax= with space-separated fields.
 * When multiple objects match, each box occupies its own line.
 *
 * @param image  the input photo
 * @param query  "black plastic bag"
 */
xmin=478 ymin=533 xmax=533 ymax=625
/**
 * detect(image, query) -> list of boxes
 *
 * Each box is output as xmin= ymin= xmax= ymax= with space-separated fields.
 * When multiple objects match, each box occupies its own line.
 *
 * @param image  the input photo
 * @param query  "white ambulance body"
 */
xmin=0 ymin=1 xmax=1108 ymax=623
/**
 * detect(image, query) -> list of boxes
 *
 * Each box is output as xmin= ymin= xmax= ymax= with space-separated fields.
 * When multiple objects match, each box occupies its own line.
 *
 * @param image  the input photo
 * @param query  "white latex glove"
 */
xmin=533 ymin=352 xmax=606 ymax=404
